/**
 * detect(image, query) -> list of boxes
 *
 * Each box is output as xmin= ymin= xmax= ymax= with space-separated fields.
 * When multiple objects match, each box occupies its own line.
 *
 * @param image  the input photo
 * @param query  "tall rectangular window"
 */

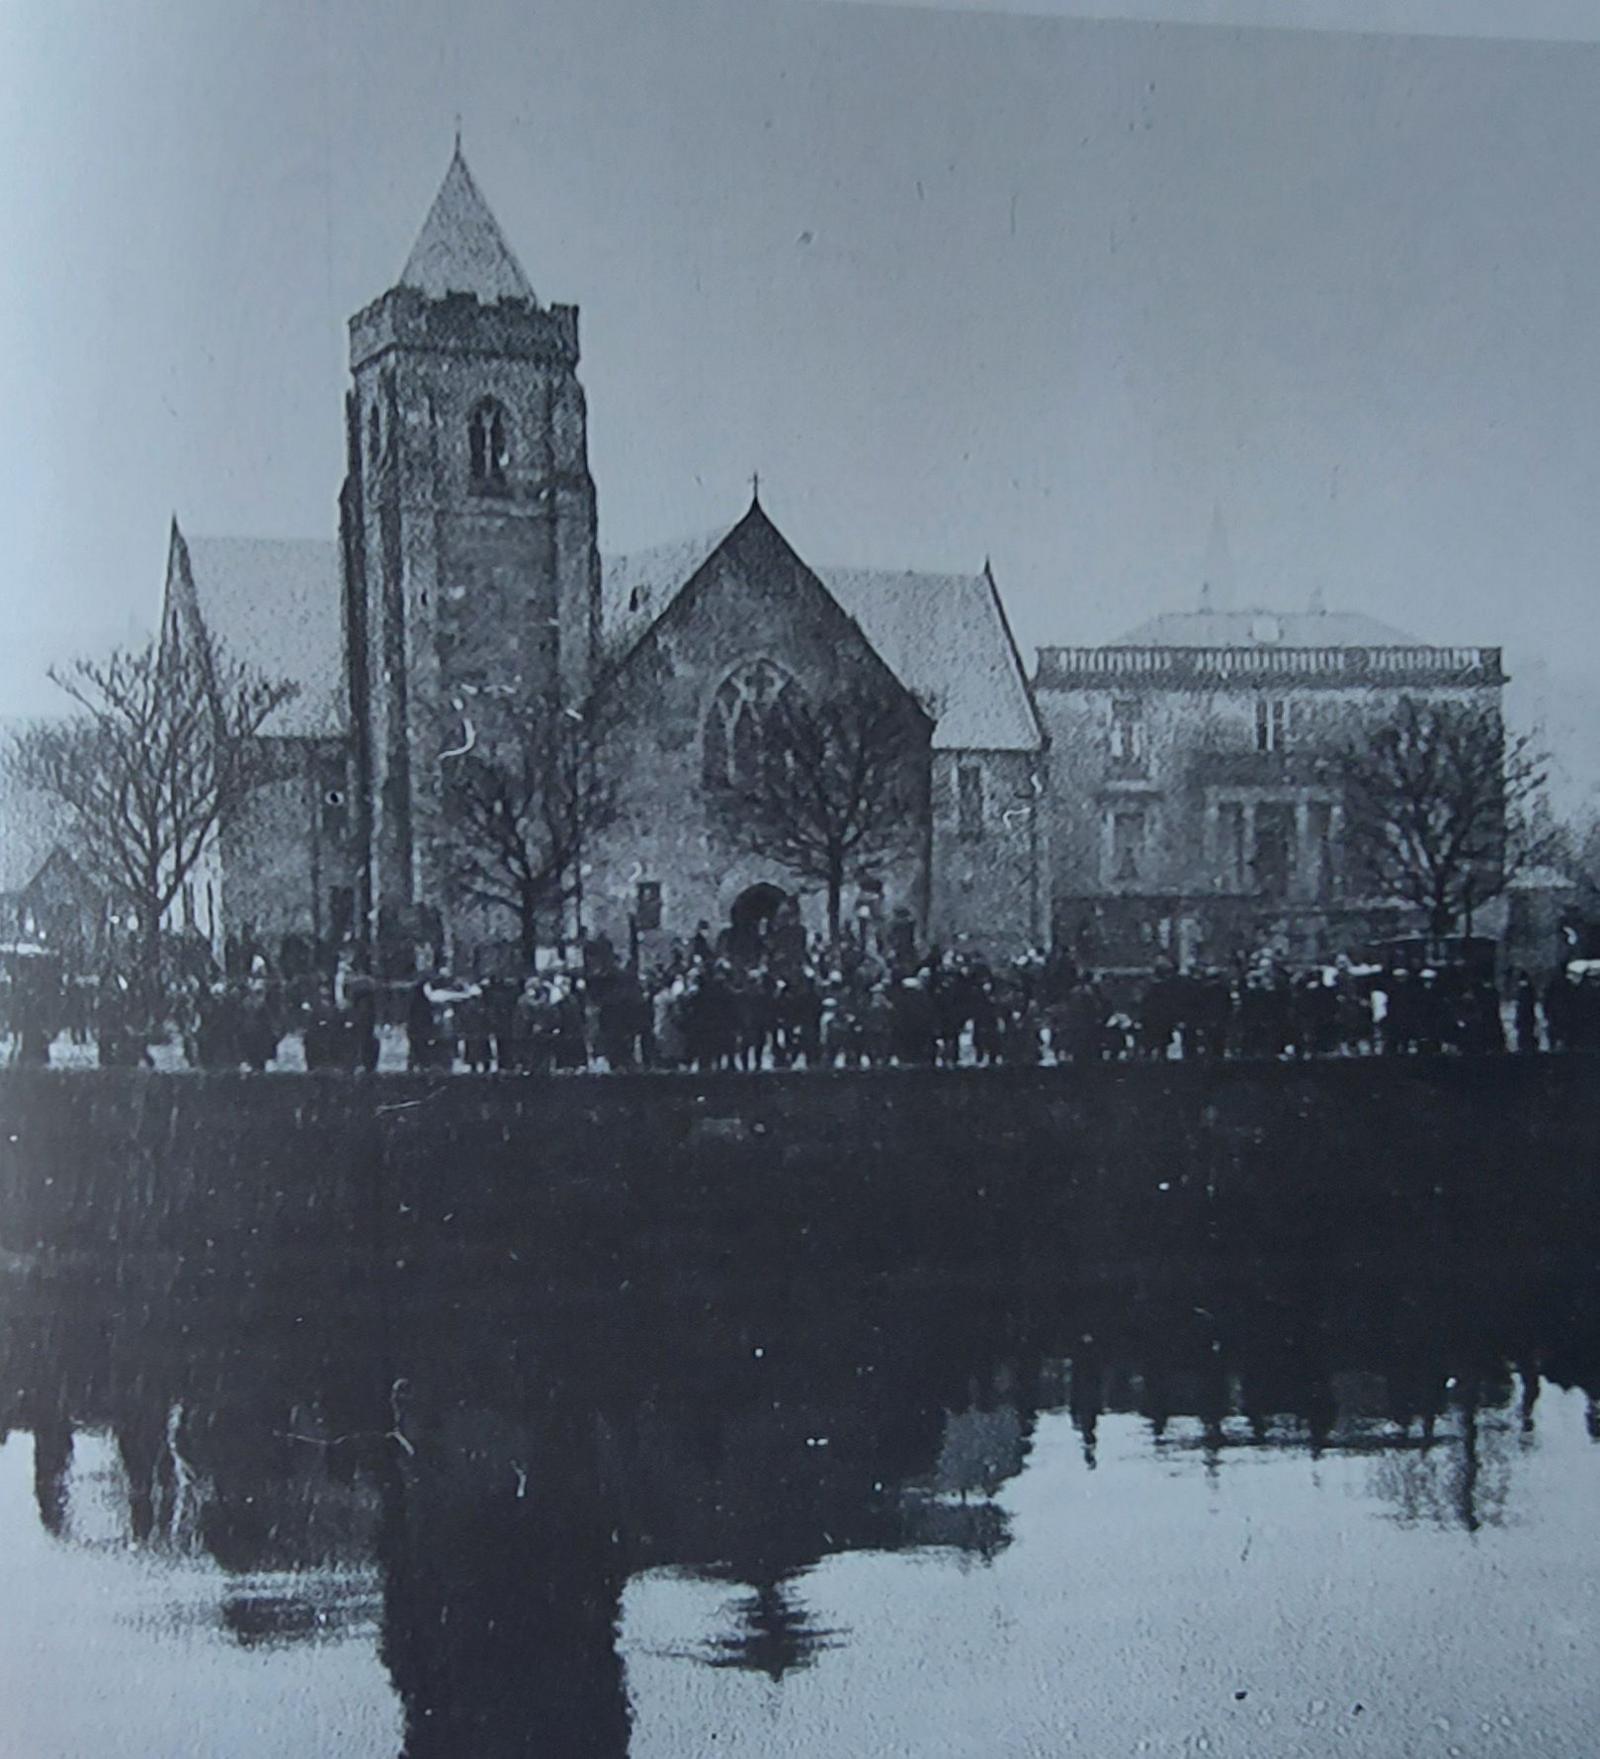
xmin=1219 ymin=802 xmax=1247 ymax=889
xmin=958 ymin=763 xmax=985 ymax=840
xmin=1308 ymin=801 xmax=1335 ymax=899
xmin=1111 ymin=808 xmax=1147 ymax=883
xmin=1255 ymin=697 xmax=1290 ymax=753
xmin=636 ymin=880 xmax=662 ymax=931
xmin=1252 ymin=802 xmax=1295 ymax=897
xmin=1109 ymin=698 xmax=1146 ymax=773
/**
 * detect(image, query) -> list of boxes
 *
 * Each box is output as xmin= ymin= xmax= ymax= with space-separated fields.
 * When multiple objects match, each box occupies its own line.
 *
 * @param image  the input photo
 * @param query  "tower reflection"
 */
xmin=1 ymin=1172 xmax=1597 ymax=1757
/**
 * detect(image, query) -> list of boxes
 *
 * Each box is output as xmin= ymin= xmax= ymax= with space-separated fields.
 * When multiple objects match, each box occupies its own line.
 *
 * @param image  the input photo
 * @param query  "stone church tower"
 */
xmin=339 ymin=147 xmax=600 ymax=962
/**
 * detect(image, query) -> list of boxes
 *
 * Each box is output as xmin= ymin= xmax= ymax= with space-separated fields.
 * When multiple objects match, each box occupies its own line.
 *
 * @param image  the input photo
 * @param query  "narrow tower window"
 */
xmin=468 ymin=398 xmax=510 ymax=489
xmin=957 ymin=764 xmax=985 ymax=840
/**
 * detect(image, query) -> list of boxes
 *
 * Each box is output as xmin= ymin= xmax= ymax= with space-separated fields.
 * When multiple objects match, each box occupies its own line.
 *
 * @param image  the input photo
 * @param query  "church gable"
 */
xmin=601 ymin=511 xmax=1039 ymax=756
xmin=599 ymin=501 xmax=926 ymax=729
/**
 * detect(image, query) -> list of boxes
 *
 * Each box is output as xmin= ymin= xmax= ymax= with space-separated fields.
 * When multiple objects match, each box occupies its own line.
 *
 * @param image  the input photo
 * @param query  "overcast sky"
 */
xmin=2 ymin=0 xmax=1597 ymax=797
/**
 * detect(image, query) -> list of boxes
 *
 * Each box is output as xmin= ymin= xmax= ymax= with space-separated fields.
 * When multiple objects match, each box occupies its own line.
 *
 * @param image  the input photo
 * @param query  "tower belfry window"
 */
xmin=468 ymin=399 xmax=510 ymax=489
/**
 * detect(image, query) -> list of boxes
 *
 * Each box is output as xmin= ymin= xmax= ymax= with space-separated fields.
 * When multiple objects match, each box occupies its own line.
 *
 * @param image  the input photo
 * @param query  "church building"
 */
xmin=162 ymin=149 xmax=1048 ymax=973
xmin=156 ymin=149 xmax=1504 ymax=980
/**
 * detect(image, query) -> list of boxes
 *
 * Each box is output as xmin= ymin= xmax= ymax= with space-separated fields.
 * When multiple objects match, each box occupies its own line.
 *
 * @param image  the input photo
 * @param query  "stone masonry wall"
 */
xmin=586 ymin=514 xmax=932 ymax=953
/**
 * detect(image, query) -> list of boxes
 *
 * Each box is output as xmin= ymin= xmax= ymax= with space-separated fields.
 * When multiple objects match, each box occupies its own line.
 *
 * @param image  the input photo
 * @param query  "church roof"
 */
xmin=399 ymin=148 xmax=538 ymax=304
xmin=600 ymin=532 xmax=728 ymax=659
xmin=1111 ymin=606 xmax=1420 ymax=648
xmin=0 ymin=733 xmax=74 ymax=896
xmin=600 ymin=517 xmax=1043 ymax=753
xmin=819 ymin=565 xmax=1043 ymax=752
xmin=171 ymin=532 xmax=344 ymax=737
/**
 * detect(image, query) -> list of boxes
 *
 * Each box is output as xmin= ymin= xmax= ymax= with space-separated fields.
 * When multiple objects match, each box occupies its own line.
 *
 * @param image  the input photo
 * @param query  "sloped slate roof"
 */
xmin=1113 ymin=607 xmax=1420 ymax=648
xmin=819 ymin=566 xmax=1042 ymax=751
xmin=180 ymin=534 xmax=344 ymax=736
xmin=600 ymin=522 xmax=1042 ymax=752
xmin=0 ymin=737 xmax=75 ymax=895
xmin=600 ymin=532 xmax=728 ymax=660
xmin=399 ymin=149 xmax=537 ymax=304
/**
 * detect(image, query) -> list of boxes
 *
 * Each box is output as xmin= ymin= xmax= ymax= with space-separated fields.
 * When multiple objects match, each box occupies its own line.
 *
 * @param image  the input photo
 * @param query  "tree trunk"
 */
xmin=519 ymin=889 xmax=539 ymax=974
xmin=1428 ymin=893 xmax=1454 ymax=945
xmin=826 ymin=864 xmax=843 ymax=950
xmin=137 ymin=904 xmax=163 ymax=1028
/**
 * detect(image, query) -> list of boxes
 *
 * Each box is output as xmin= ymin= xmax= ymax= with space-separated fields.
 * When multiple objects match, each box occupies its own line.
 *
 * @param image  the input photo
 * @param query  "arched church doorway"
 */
xmin=728 ymin=883 xmax=790 ymax=963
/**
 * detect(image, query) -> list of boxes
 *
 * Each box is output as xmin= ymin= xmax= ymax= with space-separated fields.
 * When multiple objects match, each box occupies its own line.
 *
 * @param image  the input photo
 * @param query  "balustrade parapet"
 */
xmin=1034 ymin=643 xmax=1505 ymax=689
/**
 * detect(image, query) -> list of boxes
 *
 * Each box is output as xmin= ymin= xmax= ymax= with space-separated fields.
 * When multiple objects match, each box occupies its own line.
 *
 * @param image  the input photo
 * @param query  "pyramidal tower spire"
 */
xmin=398 ymin=146 xmax=537 ymax=304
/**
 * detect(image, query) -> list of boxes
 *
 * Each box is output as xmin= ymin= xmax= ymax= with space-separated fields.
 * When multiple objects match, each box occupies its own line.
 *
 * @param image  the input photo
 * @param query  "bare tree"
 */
xmin=715 ymin=683 xmax=928 ymax=946
xmin=443 ymin=700 xmax=617 ymax=966
xmin=1338 ymin=695 xmax=1554 ymax=939
xmin=5 ymin=641 xmax=297 ymax=990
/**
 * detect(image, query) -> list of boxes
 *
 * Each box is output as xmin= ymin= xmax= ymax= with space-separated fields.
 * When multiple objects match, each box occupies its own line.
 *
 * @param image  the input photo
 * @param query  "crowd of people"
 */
xmin=388 ymin=939 xmax=1579 ymax=1074
xmin=5 ymin=926 xmax=1600 ymax=1073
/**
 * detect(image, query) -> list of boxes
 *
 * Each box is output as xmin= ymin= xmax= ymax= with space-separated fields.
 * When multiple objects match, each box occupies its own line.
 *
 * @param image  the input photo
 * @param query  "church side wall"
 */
xmin=927 ymin=747 xmax=1047 ymax=956
xmin=218 ymin=742 xmax=354 ymax=960
xmin=220 ymin=771 xmax=318 ymax=950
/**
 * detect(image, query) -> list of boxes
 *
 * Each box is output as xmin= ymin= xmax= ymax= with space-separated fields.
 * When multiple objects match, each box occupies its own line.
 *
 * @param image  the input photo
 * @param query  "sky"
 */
xmin=1 ymin=0 xmax=1597 ymax=801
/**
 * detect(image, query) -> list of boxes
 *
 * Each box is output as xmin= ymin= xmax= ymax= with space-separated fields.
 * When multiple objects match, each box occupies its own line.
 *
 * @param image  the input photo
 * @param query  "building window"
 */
xmin=1255 ymin=696 xmax=1290 ymax=753
xmin=1252 ymin=802 xmax=1295 ymax=897
xmin=1218 ymin=801 xmax=1247 ymax=890
xmin=957 ymin=763 xmax=985 ymax=840
xmin=1109 ymin=697 xmax=1146 ymax=773
xmin=1110 ymin=808 xmax=1147 ymax=884
xmin=635 ymin=880 xmax=662 ymax=932
xmin=468 ymin=398 xmax=510 ymax=489
xmin=1308 ymin=800 xmax=1335 ymax=899
xmin=702 ymin=659 xmax=800 ymax=792
xmin=367 ymin=402 xmax=382 ymax=466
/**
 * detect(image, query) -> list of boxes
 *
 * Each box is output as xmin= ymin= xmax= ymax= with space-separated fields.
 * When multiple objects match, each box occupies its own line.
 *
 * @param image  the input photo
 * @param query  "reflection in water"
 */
xmin=697 ymin=1577 xmax=844 ymax=1679
xmin=1 ymin=1164 xmax=1598 ymax=1756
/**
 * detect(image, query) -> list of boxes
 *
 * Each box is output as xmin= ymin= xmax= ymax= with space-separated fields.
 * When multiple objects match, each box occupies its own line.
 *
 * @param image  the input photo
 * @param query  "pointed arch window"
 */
xmin=703 ymin=660 xmax=801 ymax=792
xmin=468 ymin=398 xmax=510 ymax=490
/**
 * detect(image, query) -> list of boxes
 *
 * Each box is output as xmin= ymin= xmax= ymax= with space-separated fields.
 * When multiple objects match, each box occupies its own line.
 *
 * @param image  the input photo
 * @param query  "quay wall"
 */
xmin=0 ymin=1058 xmax=1595 ymax=1286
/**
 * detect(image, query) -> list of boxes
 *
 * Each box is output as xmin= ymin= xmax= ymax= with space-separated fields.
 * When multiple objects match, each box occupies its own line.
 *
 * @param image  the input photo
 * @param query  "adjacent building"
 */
xmin=1034 ymin=604 xmax=1507 ymax=969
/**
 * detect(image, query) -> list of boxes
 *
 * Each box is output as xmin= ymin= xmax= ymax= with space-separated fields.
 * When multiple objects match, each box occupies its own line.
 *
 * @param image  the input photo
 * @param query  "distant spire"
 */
xmin=749 ymin=471 xmax=762 ymax=508
xmin=1308 ymin=581 xmax=1327 ymax=616
xmin=399 ymin=147 xmax=537 ymax=303
xmin=1199 ymin=503 xmax=1232 ymax=614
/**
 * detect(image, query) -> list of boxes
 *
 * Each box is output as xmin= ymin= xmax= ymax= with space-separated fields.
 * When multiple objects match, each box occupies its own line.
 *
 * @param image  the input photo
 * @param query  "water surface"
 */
xmin=1 ymin=1137 xmax=1596 ymax=1757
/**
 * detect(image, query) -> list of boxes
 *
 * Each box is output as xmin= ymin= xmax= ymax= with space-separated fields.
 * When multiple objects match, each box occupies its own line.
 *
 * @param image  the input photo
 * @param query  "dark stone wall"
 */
xmin=1 ymin=1056 xmax=1593 ymax=1289
xmin=346 ymin=286 xmax=600 ymax=947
